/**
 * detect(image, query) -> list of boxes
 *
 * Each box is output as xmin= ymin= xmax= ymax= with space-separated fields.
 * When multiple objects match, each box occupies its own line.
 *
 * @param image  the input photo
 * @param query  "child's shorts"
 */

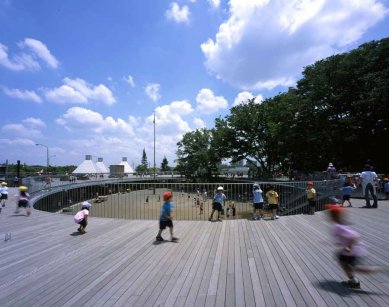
xmin=338 ymin=253 xmax=360 ymax=267
xmin=308 ymin=199 xmax=316 ymax=207
xmin=159 ymin=219 xmax=173 ymax=230
xmin=18 ymin=199 xmax=30 ymax=208
xmin=342 ymin=195 xmax=351 ymax=201
xmin=212 ymin=202 xmax=223 ymax=211
xmin=253 ymin=202 xmax=264 ymax=209
xmin=1 ymin=194 xmax=8 ymax=200
xmin=269 ymin=204 xmax=278 ymax=210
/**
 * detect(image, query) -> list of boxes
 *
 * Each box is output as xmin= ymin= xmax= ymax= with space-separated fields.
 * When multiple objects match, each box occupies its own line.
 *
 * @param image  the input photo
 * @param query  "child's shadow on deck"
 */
xmin=152 ymin=240 xmax=178 ymax=245
xmin=70 ymin=232 xmax=83 ymax=236
xmin=315 ymin=280 xmax=387 ymax=296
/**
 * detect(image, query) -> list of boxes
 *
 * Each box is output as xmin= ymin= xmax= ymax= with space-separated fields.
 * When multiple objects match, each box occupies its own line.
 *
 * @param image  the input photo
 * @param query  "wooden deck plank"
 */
xmin=1 ymin=191 xmax=389 ymax=307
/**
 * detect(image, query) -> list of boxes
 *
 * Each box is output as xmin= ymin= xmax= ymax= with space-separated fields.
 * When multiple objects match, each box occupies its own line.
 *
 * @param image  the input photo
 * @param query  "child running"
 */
xmin=252 ymin=183 xmax=264 ymax=220
xmin=0 ymin=182 xmax=8 ymax=209
xmin=74 ymin=201 xmax=91 ymax=234
xmin=156 ymin=191 xmax=178 ymax=242
xmin=265 ymin=185 xmax=279 ymax=220
xmin=209 ymin=186 xmax=226 ymax=222
xmin=15 ymin=186 xmax=32 ymax=216
xmin=326 ymin=204 xmax=385 ymax=288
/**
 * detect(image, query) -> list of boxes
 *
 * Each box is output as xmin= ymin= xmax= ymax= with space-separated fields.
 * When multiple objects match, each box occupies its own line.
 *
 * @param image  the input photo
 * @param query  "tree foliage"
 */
xmin=176 ymin=128 xmax=222 ymax=179
xmin=176 ymin=38 xmax=389 ymax=176
xmin=160 ymin=156 xmax=170 ymax=171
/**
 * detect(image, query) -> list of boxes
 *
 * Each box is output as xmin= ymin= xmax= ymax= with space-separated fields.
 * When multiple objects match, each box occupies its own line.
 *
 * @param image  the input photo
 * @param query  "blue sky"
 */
xmin=1 ymin=0 xmax=388 ymax=168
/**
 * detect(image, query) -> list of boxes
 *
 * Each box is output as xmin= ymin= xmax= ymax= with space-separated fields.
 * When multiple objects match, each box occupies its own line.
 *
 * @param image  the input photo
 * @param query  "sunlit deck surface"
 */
xmin=1 ymin=189 xmax=389 ymax=306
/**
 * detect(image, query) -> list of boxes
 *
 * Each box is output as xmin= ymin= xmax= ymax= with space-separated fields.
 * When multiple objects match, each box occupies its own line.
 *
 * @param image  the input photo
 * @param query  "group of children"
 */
xmin=68 ymin=182 xmax=386 ymax=290
xmin=252 ymin=184 xmax=280 ymax=220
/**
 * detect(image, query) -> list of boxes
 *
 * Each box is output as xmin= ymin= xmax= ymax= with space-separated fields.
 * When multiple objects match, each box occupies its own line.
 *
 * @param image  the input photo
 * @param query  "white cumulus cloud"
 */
xmin=22 ymin=117 xmax=46 ymax=128
xmin=208 ymin=0 xmax=220 ymax=9
xmin=233 ymin=91 xmax=263 ymax=106
xmin=2 ymin=86 xmax=42 ymax=103
xmin=1 ymin=123 xmax=43 ymax=139
xmin=124 ymin=75 xmax=135 ymax=87
xmin=0 ymin=38 xmax=58 ymax=71
xmin=45 ymin=78 xmax=116 ymax=105
xmin=196 ymin=88 xmax=228 ymax=114
xmin=193 ymin=117 xmax=206 ymax=129
xmin=165 ymin=2 xmax=190 ymax=24
xmin=56 ymin=107 xmax=136 ymax=135
xmin=19 ymin=38 xmax=59 ymax=69
xmin=201 ymin=0 xmax=388 ymax=90
xmin=145 ymin=83 xmax=161 ymax=101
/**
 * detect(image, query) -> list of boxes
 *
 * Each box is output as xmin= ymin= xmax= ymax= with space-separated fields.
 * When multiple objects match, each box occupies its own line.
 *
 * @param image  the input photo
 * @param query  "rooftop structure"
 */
xmin=72 ymin=155 xmax=100 ymax=174
xmin=119 ymin=157 xmax=134 ymax=174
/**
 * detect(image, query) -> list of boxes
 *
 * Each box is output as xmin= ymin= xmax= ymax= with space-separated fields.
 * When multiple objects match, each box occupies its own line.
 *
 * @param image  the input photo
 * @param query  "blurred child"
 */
xmin=74 ymin=201 xmax=91 ymax=234
xmin=209 ymin=186 xmax=226 ymax=222
xmin=326 ymin=204 xmax=385 ymax=289
xmin=199 ymin=201 xmax=204 ymax=215
xmin=156 ymin=191 xmax=178 ymax=242
xmin=252 ymin=183 xmax=264 ymax=220
xmin=0 ymin=182 xmax=8 ymax=209
xmin=341 ymin=182 xmax=355 ymax=207
xmin=265 ymin=185 xmax=279 ymax=220
xmin=15 ymin=186 xmax=32 ymax=216
xmin=384 ymin=178 xmax=389 ymax=200
xmin=231 ymin=202 xmax=236 ymax=218
xmin=306 ymin=182 xmax=316 ymax=215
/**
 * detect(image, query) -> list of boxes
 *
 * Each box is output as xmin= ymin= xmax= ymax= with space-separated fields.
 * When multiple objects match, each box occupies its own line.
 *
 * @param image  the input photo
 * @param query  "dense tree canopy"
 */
xmin=176 ymin=38 xmax=389 ymax=178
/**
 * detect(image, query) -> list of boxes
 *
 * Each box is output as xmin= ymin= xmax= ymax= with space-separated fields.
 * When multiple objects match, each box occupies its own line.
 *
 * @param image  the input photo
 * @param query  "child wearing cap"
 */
xmin=0 ymin=182 xmax=8 ymax=209
xmin=326 ymin=204 xmax=385 ymax=289
xmin=306 ymin=182 xmax=316 ymax=215
xmin=15 ymin=186 xmax=32 ymax=216
xmin=74 ymin=201 xmax=91 ymax=234
xmin=252 ymin=183 xmax=264 ymax=220
xmin=156 ymin=191 xmax=178 ymax=242
xmin=208 ymin=186 xmax=226 ymax=222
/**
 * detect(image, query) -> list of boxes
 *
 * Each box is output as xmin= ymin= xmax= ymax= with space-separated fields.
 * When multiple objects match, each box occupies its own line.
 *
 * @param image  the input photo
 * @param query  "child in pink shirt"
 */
xmin=74 ymin=201 xmax=91 ymax=234
xmin=326 ymin=204 xmax=384 ymax=288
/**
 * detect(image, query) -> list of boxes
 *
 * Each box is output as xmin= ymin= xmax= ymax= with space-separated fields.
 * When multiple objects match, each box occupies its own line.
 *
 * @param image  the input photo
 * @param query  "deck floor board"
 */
xmin=1 ymin=190 xmax=389 ymax=307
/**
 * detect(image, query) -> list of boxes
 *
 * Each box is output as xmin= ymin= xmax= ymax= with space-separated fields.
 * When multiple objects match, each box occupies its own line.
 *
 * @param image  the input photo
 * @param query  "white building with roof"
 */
xmin=96 ymin=157 xmax=109 ymax=173
xmin=72 ymin=155 xmax=100 ymax=174
xmin=119 ymin=157 xmax=134 ymax=174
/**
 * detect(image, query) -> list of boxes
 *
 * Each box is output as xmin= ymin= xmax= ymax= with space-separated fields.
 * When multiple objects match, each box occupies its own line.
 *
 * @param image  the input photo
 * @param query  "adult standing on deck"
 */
xmin=360 ymin=164 xmax=378 ymax=208
xmin=326 ymin=163 xmax=337 ymax=179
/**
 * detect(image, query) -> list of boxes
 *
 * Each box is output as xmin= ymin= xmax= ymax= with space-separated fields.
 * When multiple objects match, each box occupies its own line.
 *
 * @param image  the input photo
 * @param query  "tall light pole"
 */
xmin=36 ymin=143 xmax=49 ymax=174
xmin=153 ymin=111 xmax=156 ymax=181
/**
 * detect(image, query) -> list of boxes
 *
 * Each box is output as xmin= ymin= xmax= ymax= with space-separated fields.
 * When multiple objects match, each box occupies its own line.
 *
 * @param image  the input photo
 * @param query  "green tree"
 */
xmin=135 ymin=149 xmax=149 ymax=173
xmin=160 ymin=156 xmax=170 ymax=171
xmin=176 ymin=128 xmax=222 ymax=179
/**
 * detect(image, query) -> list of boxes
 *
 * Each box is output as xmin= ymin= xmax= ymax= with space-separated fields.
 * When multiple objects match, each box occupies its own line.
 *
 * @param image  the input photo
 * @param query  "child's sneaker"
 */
xmin=156 ymin=236 xmax=164 ymax=241
xmin=208 ymin=217 xmax=212 ymax=222
xmin=171 ymin=237 xmax=178 ymax=242
xmin=217 ymin=218 xmax=222 ymax=222
xmin=275 ymin=215 xmax=279 ymax=219
xmin=341 ymin=279 xmax=360 ymax=289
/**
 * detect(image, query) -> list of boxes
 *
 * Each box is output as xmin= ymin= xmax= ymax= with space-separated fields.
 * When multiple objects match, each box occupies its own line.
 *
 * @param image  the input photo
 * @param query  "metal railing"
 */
xmin=30 ymin=180 xmax=354 ymax=221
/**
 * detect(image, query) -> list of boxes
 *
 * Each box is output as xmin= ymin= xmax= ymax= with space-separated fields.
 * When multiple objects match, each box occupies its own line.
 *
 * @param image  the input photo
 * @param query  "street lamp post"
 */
xmin=153 ymin=111 xmax=156 ymax=181
xmin=36 ymin=143 xmax=49 ymax=174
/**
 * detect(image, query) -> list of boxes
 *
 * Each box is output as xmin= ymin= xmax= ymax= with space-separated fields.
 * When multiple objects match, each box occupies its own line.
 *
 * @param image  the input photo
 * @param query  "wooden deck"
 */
xmin=1 ymin=188 xmax=389 ymax=306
